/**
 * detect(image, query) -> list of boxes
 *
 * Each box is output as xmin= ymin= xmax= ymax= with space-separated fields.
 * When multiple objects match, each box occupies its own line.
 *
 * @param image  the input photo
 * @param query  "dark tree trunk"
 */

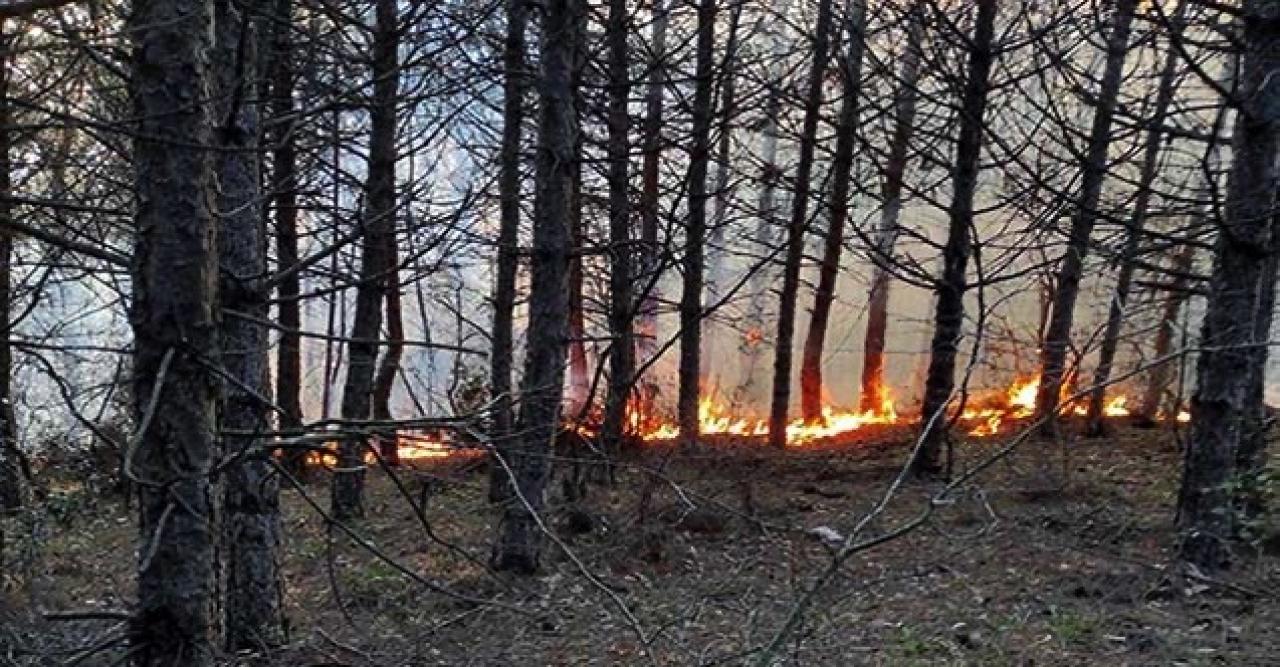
xmin=489 ymin=0 xmax=527 ymax=501
xmin=800 ymin=0 xmax=866 ymax=422
xmin=913 ymin=0 xmax=998 ymax=475
xmin=768 ymin=0 xmax=836 ymax=448
xmin=1036 ymin=0 xmax=1137 ymax=423
xmin=636 ymin=0 xmax=667 ymax=388
xmin=859 ymin=5 xmax=922 ymax=414
xmin=565 ymin=1 xmax=589 ymax=415
xmin=1137 ymin=243 xmax=1194 ymax=421
xmin=372 ymin=224 xmax=404 ymax=466
xmin=269 ymin=0 xmax=306 ymax=477
xmin=1177 ymin=0 xmax=1280 ymax=571
xmin=601 ymin=0 xmax=634 ymax=455
xmin=333 ymin=0 xmax=398 ymax=520
xmin=213 ymin=0 xmax=283 ymax=649
xmin=1085 ymin=7 xmax=1182 ymax=435
xmin=491 ymin=0 xmax=577 ymax=573
xmin=705 ymin=3 xmax=742 ymax=310
xmin=0 ymin=23 xmax=22 ymax=514
xmin=128 ymin=0 xmax=221 ymax=660
xmin=677 ymin=0 xmax=717 ymax=447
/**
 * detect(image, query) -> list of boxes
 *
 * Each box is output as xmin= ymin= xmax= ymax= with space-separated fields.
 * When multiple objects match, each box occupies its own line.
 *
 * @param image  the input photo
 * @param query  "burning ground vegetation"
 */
xmin=4 ymin=413 xmax=1277 ymax=666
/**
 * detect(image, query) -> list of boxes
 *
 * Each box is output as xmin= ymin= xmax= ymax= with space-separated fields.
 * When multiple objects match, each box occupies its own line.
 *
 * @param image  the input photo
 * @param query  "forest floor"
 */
xmin=3 ymin=421 xmax=1279 ymax=666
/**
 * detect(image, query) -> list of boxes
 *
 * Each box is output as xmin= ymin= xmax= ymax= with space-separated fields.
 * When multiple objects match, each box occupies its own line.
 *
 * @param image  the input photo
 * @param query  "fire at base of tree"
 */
xmin=0 ymin=0 xmax=1278 ymax=664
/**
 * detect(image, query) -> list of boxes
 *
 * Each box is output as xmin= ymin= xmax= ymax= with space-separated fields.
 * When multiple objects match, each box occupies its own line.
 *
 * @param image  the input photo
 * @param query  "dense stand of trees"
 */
xmin=0 ymin=0 xmax=1278 ymax=661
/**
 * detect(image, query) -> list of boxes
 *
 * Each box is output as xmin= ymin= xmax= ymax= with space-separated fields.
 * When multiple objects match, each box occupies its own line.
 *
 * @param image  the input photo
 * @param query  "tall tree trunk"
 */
xmin=1178 ymin=0 xmax=1280 ymax=570
xmin=1137 ymin=243 xmax=1195 ymax=421
xmin=372 ymin=222 xmax=404 ymax=465
xmin=269 ymin=0 xmax=306 ymax=476
xmin=677 ymin=0 xmax=717 ymax=447
xmin=800 ymin=0 xmax=866 ymax=422
xmin=489 ymin=0 xmax=527 ymax=501
xmin=859 ymin=5 xmax=922 ymax=414
xmin=913 ymin=0 xmax=998 ymax=476
xmin=565 ymin=1 xmax=589 ymax=415
xmin=128 ymin=0 xmax=220 ymax=660
xmin=1085 ymin=7 xmax=1182 ymax=435
xmin=491 ymin=0 xmax=577 ymax=573
xmin=1036 ymin=0 xmax=1137 ymax=423
xmin=767 ymin=0 xmax=836 ymax=448
xmin=705 ymin=2 xmax=743 ymax=310
xmin=333 ymin=0 xmax=398 ymax=520
xmin=0 ymin=22 xmax=22 ymax=514
xmin=636 ymin=0 xmax=667 ymax=396
xmin=213 ymin=0 xmax=283 ymax=649
xmin=601 ymin=0 xmax=634 ymax=455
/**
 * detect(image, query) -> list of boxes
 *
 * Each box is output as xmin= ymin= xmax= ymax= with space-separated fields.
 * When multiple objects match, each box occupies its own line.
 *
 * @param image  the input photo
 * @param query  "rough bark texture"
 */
xmin=491 ymin=0 xmax=576 ymax=573
xmin=489 ymin=0 xmax=526 ymax=501
xmin=859 ymin=6 xmax=922 ymax=414
xmin=768 ymin=0 xmax=835 ymax=448
xmin=1036 ymin=0 xmax=1136 ymax=423
xmin=128 ymin=0 xmax=220 ymax=660
xmin=1085 ymin=10 xmax=1182 ymax=435
xmin=565 ymin=1 xmax=589 ymax=415
xmin=913 ymin=0 xmax=997 ymax=476
xmin=1137 ymin=243 xmax=1194 ymax=421
xmin=0 ymin=23 xmax=22 ymax=513
xmin=214 ymin=0 xmax=283 ymax=649
xmin=601 ymin=0 xmax=634 ymax=455
xmin=1177 ymin=0 xmax=1280 ymax=570
xmin=269 ymin=0 xmax=306 ymax=476
xmin=800 ymin=0 xmax=866 ymax=422
xmin=333 ymin=0 xmax=398 ymax=519
xmin=677 ymin=0 xmax=716 ymax=447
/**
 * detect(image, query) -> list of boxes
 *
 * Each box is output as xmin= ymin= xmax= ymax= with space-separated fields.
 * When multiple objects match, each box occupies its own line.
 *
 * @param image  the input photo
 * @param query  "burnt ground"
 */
xmin=3 ymin=422 xmax=1279 ymax=666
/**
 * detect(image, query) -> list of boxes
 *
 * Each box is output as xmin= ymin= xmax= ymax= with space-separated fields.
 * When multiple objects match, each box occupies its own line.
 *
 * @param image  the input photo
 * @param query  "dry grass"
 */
xmin=3 ymin=422 xmax=1278 ymax=665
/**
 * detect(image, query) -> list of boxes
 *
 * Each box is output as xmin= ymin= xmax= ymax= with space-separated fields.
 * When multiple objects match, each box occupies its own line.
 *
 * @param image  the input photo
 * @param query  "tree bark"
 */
xmin=677 ymin=0 xmax=717 ymax=447
xmin=491 ymin=0 xmax=577 ymax=573
xmin=0 ymin=22 xmax=22 ymax=513
xmin=333 ymin=0 xmax=398 ymax=520
xmin=1177 ymin=0 xmax=1280 ymax=570
xmin=859 ymin=5 xmax=922 ymax=414
xmin=1085 ymin=6 xmax=1182 ymax=435
xmin=565 ymin=1 xmax=589 ymax=416
xmin=372 ymin=221 xmax=404 ymax=466
xmin=489 ymin=0 xmax=527 ymax=501
xmin=768 ymin=0 xmax=836 ymax=448
xmin=128 ymin=0 xmax=220 ymax=660
xmin=213 ymin=0 xmax=283 ymax=649
xmin=913 ymin=0 xmax=998 ymax=476
xmin=636 ymin=0 xmax=667 ymax=394
xmin=601 ymin=0 xmax=634 ymax=456
xmin=800 ymin=0 xmax=866 ymax=422
xmin=1036 ymin=0 xmax=1137 ymax=424
xmin=1137 ymin=243 xmax=1194 ymax=421
xmin=268 ymin=0 xmax=306 ymax=476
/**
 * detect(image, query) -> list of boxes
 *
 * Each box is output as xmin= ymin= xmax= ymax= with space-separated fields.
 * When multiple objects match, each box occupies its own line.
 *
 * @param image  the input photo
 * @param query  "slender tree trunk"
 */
xmin=859 ymin=5 xmax=922 ymax=414
xmin=601 ymin=0 xmax=634 ymax=455
xmin=269 ymin=0 xmax=306 ymax=476
xmin=489 ymin=0 xmax=527 ymax=501
xmin=636 ymin=0 xmax=667 ymax=396
xmin=491 ymin=0 xmax=577 ymax=573
xmin=213 ymin=0 xmax=283 ymax=649
xmin=1036 ymin=0 xmax=1137 ymax=423
xmin=0 ymin=23 xmax=22 ymax=514
xmin=1177 ymin=0 xmax=1280 ymax=570
xmin=705 ymin=3 xmax=743 ymax=310
xmin=1085 ymin=9 xmax=1182 ymax=435
xmin=1137 ymin=243 xmax=1195 ymax=421
xmin=333 ymin=0 xmax=398 ymax=519
xmin=128 ymin=0 xmax=220 ymax=660
xmin=677 ymin=0 xmax=717 ymax=447
xmin=372 ymin=222 xmax=404 ymax=465
xmin=800 ymin=0 xmax=866 ymax=422
xmin=565 ymin=1 xmax=590 ymax=415
xmin=913 ymin=0 xmax=998 ymax=475
xmin=767 ymin=0 xmax=836 ymax=448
